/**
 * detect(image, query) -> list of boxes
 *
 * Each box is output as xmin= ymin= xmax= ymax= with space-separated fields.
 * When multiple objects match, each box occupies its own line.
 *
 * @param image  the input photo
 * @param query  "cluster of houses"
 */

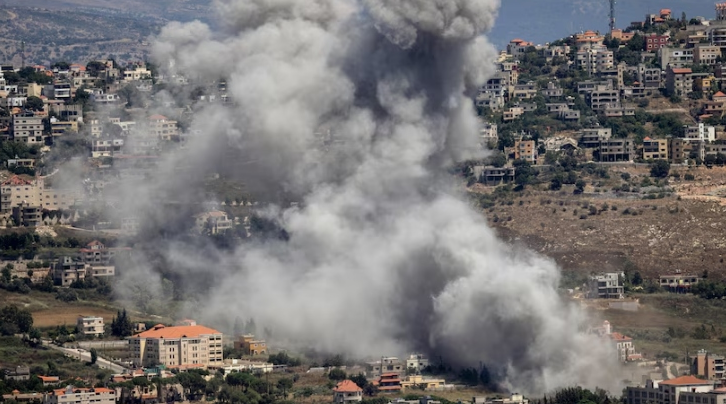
xmin=475 ymin=4 xmax=726 ymax=175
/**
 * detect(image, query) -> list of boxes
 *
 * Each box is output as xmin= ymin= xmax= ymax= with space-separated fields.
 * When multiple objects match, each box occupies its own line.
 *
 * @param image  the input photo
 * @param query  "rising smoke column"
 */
xmin=111 ymin=0 xmax=623 ymax=393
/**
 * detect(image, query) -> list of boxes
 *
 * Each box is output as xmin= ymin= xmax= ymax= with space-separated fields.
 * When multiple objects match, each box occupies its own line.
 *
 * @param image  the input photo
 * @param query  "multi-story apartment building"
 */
xmin=12 ymin=116 xmax=44 ymax=145
xmin=659 ymin=274 xmax=701 ymax=291
xmin=45 ymin=387 xmax=116 ymax=404
xmin=684 ymin=123 xmax=716 ymax=143
xmin=406 ymin=354 xmax=429 ymax=374
xmin=576 ymin=46 xmax=613 ymax=75
xmin=233 ymin=335 xmax=267 ymax=355
xmin=598 ymin=139 xmax=634 ymax=162
xmin=0 ymin=175 xmax=79 ymax=214
xmin=625 ymin=377 xmax=715 ymax=404
xmin=579 ymin=128 xmax=612 ymax=148
xmin=366 ymin=357 xmax=405 ymax=378
xmin=11 ymin=203 xmax=41 ymax=227
xmin=692 ymin=350 xmax=725 ymax=380
xmin=79 ymin=240 xmax=129 ymax=266
xmin=76 ymin=316 xmax=105 ymax=336
xmin=513 ymin=140 xmax=536 ymax=163
xmin=91 ymin=138 xmax=124 ymax=158
xmin=587 ymin=273 xmax=624 ymax=299
xmin=636 ymin=64 xmax=663 ymax=88
xmin=666 ymin=67 xmax=693 ymax=97
xmin=644 ymin=33 xmax=670 ymax=51
xmin=541 ymin=81 xmax=563 ymax=98
xmin=643 ymin=138 xmax=669 ymax=160
xmin=149 ymin=114 xmax=179 ymax=141
xmin=52 ymin=257 xmax=88 ymax=286
xmin=694 ymin=44 xmax=721 ymax=65
xmin=660 ymin=48 xmax=693 ymax=69
xmin=333 ymin=380 xmax=363 ymax=404
xmin=586 ymin=85 xmax=620 ymax=111
xmin=128 ymin=324 xmax=224 ymax=368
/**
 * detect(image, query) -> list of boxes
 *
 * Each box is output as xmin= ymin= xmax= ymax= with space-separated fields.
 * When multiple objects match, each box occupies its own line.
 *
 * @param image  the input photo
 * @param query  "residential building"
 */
xmin=209 ymin=359 xmax=275 ymax=375
xmin=477 ymin=166 xmax=515 ymax=186
xmin=625 ymin=377 xmax=715 ymax=404
xmin=48 ymin=103 xmax=83 ymax=122
xmin=694 ymin=75 xmax=716 ymax=93
xmin=12 ymin=116 xmax=44 ymax=145
xmin=575 ymin=30 xmax=604 ymax=50
xmin=578 ymin=79 xmax=613 ymax=94
xmin=406 ymin=354 xmax=429 ymax=374
xmin=514 ymin=140 xmax=536 ymax=163
xmin=694 ymin=44 xmax=721 ymax=65
xmin=5 ymin=366 xmax=30 ymax=381
xmin=658 ymin=274 xmax=701 ymax=292
xmin=76 ymin=316 xmax=105 ymax=336
xmin=91 ymin=138 xmax=124 ymax=158
xmin=79 ymin=240 xmax=129 ymax=266
xmin=50 ymin=119 xmax=78 ymax=137
xmin=11 ymin=203 xmax=41 ymax=227
xmin=636 ymin=64 xmax=663 ymax=88
xmin=148 ymin=115 xmax=179 ymax=141
xmin=38 ymin=376 xmax=60 ymax=387
xmin=503 ymin=107 xmax=524 ymax=122
xmin=692 ymin=350 xmax=725 ymax=380
xmin=645 ymin=33 xmax=670 ymax=52
xmin=510 ymin=82 xmax=537 ymax=100
xmin=233 ymin=335 xmax=267 ymax=355
xmin=479 ymin=121 xmax=498 ymax=147
xmin=600 ymin=62 xmax=626 ymax=89
xmin=609 ymin=332 xmax=637 ymax=362
xmin=669 ymin=138 xmax=703 ymax=164
xmin=0 ymin=175 xmax=79 ymax=214
xmin=375 ymin=373 xmax=402 ymax=393
xmin=400 ymin=375 xmax=447 ymax=391
xmin=333 ymin=380 xmax=363 ymax=403
xmin=541 ymin=81 xmax=563 ymax=98
xmin=507 ymin=39 xmax=534 ymax=58
xmin=194 ymin=210 xmax=233 ymax=235
xmin=580 ymin=128 xmax=612 ymax=148
xmin=708 ymin=25 xmax=726 ymax=47
xmin=45 ymin=387 xmax=116 ymax=404
xmin=123 ymin=65 xmax=151 ymax=82
xmin=577 ymin=47 xmax=614 ymax=75
xmin=587 ymin=85 xmax=620 ymax=111
xmin=706 ymin=143 xmax=726 ymax=158
xmin=666 ymin=67 xmax=693 ymax=97
xmin=587 ymin=273 xmax=624 ymax=299
xmin=52 ymin=257 xmax=88 ymax=286
xmin=474 ymin=394 xmax=529 ymax=404
xmin=684 ymin=123 xmax=716 ymax=143
xmin=128 ymin=324 xmax=224 ymax=368
xmin=642 ymin=138 xmax=669 ymax=160
xmin=660 ymin=48 xmax=694 ymax=69
xmin=597 ymin=139 xmax=634 ymax=162
xmin=366 ymin=357 xmax=404 ymax=378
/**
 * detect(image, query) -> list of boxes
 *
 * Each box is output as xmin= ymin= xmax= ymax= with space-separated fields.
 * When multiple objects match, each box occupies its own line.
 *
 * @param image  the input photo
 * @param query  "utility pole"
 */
xmin=609 ymin=0 xmax=616 ymax=32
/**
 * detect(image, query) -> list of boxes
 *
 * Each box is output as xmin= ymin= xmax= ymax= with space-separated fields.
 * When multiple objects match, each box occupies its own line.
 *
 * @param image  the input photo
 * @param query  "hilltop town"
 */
xmin=6 ymin=2 xmax=726 ymax=404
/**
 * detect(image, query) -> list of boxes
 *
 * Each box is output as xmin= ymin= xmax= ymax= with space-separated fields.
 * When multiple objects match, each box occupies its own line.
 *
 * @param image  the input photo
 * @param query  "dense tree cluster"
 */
xmin=110 ymin=309 xmax=133 ymax=337
xmin=0 ymin=305 xmax=34 ymax=336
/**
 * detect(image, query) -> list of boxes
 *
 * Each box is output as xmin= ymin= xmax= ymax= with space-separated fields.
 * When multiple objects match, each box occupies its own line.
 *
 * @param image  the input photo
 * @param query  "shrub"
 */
xmin=684 ymin=173 xmax=695 ymax=181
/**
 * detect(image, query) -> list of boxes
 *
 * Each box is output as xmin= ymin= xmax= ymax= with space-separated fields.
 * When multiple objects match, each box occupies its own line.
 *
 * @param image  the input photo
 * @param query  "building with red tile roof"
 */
xmin=46 ymin=386 xmax=116 ymax=404
xmin=129 ymin=324 xmax=223 ymax=368
xmin=333 ymin=380 xmax=363 ymax=403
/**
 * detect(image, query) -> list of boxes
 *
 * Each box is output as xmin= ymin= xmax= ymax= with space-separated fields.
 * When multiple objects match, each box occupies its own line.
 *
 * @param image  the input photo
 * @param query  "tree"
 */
xmin=90 ymin=348 xmax=98 ymax=365
xmin=328 ymin=368 xmax=347 ymax=381
xmin=86 ymin=61 xmax=107 ymax=77
xmin=25 ymin=96 xmax=44 ymax=111
xmin=350 ymin=373 xmax=368 ymax=389
xmin=111 ymin=309 xmax=133 ymax=337
xmin=574 ymin=179 xmax=586 ymax=194
xmin=550 ymin=177 xmax=563 ymax=191
xmin=650 ymin=159 xmax=670 ymax=178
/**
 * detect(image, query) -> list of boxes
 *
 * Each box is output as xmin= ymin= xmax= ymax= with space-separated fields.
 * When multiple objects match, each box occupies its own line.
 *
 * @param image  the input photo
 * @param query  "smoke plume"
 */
xmin=111 ymin=0 xmax=620 ymax=394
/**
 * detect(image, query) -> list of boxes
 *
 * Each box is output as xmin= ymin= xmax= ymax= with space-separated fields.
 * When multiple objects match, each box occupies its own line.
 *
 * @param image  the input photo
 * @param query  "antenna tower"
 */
xmin=609 ymin=0 xmax=616 ymax=32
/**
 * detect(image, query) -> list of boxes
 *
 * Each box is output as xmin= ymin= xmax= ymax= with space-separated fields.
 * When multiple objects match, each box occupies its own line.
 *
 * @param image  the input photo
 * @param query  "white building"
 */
xmin=45 ymin=387 xmax=116 ymax=404
xmin=76 ymin=316 xmax=105 ymax=336
xmin=333 ymin=380 xmax=363 ymax=403
xmin=684 ymin=123 xmax=716 ymax=143
xmin=406 ymin=354 xmax=429 ymax=374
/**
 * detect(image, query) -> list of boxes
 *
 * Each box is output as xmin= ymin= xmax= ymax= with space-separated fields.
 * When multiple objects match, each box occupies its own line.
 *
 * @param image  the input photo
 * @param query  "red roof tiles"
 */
xmin=334 ymin=380 xmax=362 ymax=393
xmin=660 ymin=375 xmax=712 ymax=386
xmin=132 ymin=324 xmax=221 ymax=339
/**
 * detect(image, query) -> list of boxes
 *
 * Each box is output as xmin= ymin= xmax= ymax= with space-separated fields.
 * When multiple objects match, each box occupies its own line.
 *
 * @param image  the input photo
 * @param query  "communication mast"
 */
xmin=718 ymin=3 xmax=726 ymax=21
xmin=609 ymin=0 xmax=616 ymax=32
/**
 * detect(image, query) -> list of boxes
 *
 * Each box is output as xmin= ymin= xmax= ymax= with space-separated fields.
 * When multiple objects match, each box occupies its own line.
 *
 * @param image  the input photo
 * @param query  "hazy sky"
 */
xmin=489 ymin=0 xmax=715 ymax=49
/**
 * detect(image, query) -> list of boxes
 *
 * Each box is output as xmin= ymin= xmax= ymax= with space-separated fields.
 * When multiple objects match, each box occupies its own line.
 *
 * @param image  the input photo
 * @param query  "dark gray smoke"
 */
xmin=110 ymin=0 xmax=620 ymax=394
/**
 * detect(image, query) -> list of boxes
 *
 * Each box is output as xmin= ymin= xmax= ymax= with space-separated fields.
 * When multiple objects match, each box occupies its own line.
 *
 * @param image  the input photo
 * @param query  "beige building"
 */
xmin=76 ymin=316 xmax=105 ymax=336
xmin=666 ymin=67 xmax=693 ymax=97
xmin=12 ymin=116 xmax=44 ymax=145
xmin=45 ymin=387 xmax=115 ymax=404
xmin=625 ymin=376 xmax=715 ymax=404
xmin=513 ymin=140 xmax=536 ymax=163
xmin=694 ymin=44 xmax=720 ymax=66
xmin=400 ymin=375 xmax=447 ymax=390
xmin=0 ymin=175 xmax=79 ymax=214
xmin=642 ymin=138 xmax=668 ymax=160
xmin=692 ymin=350 xmax=725 ymax=380
xmin=149 ymin=115 xmax=179 ymax=141
xmin=233 ymin=335 xmax=267 ymax=355
xmin=129 ymin=324 xmax=224 ymax=368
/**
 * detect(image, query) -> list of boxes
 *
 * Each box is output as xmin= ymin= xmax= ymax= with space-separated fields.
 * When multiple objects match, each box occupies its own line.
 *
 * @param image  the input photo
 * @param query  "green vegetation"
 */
xmin=0 ymin=305 xmax=34 ymax=335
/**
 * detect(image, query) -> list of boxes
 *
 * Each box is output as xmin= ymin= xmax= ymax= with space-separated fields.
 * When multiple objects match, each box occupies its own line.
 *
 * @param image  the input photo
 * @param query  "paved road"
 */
xmin=43 ymin=341 xmax=127 ymax=374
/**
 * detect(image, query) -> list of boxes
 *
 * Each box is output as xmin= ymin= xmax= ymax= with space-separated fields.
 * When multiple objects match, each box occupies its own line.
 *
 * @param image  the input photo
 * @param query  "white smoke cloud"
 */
xmin=109 ymin=0 xmax=622 ymax=394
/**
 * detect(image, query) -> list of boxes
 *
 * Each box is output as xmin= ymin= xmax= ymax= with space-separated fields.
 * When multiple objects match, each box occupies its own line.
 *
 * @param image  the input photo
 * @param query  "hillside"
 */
xmin=0 ymin=7 xmax=162 ymax=66
xmin=477 ymin=165 xmax=726 ymax=280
